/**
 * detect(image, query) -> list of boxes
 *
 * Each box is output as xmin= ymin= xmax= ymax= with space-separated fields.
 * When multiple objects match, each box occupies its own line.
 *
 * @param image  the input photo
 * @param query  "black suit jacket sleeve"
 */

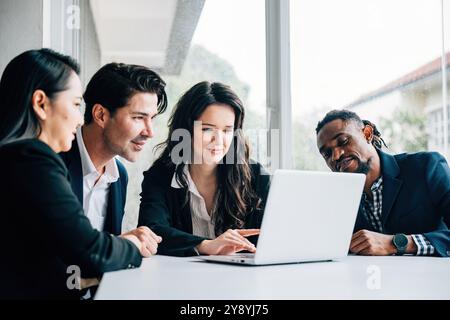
xmin=14 ymin=142 xmax=142 ymax=277
xmin=138 ymin=169 xmax=207 ymax=257
xmin=138 ymin=162 xmax=271 ymax=257
xmin=423 ymin=153 xmax=450 ymax=257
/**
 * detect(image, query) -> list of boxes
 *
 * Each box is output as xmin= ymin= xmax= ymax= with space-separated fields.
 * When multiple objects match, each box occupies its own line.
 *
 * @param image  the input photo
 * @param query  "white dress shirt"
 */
xmin=76 ymin=128 xmax=119 ymax=231
xmin=171 ymin=165 xmax=217 ymax=239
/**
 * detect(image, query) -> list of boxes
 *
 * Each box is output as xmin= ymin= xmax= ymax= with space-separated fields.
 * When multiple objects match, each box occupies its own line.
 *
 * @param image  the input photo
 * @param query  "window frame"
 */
xmin=265 ymin=0 xmax=293 ymax=170
xmin=43 ymin=0 xmax=449 ymax=164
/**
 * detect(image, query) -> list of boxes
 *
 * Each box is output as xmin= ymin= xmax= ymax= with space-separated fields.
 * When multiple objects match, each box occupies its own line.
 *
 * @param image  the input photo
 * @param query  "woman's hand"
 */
xmin=196 ymin=229 xmax=260 ymax=255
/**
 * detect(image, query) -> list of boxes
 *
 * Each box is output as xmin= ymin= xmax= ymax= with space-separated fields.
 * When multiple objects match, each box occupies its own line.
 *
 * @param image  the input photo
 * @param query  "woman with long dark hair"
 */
xmin=138 ymin=81 xmax=270 ymax=256
xmin=0 ymin=49 xmax=160 ymax=299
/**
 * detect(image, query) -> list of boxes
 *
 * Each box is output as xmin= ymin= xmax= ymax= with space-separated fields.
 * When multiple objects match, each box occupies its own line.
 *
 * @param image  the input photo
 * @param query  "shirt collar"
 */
xmin=362 ymin=176 xmax=383 ymax=204
xmin=170 ymin=165 xmax=202 ymax=198
xmin=76 ymin=127 xmax=120 ymax=184
xmin=370 ymin=176 xmax=383 ymax=191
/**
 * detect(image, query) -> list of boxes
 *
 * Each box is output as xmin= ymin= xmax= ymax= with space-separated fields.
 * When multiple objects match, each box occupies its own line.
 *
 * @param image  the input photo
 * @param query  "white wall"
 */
xmin=79 ymin=0 xmax=101 ymax=87
xmin=351 ymin=91 xmax=402 ymax=124
xmin=0 ymin=0 xmax=43 ymax=73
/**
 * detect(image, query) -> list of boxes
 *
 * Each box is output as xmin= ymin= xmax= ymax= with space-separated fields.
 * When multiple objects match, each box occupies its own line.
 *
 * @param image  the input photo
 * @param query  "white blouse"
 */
xmin=170 ymin=165 xmax=217 ymax=239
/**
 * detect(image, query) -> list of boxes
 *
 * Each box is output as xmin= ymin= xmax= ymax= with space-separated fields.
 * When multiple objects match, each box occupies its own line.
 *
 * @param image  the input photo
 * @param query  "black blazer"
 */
xmin=354 ymin=150 xmax=450 ymax=257
xmin=0 ymin=139 xmax=141 ymax=299
xmin=138 ymin=161 xmax=271 ymax=257
xmin=60 ymin=141 xmax=128 ymax=235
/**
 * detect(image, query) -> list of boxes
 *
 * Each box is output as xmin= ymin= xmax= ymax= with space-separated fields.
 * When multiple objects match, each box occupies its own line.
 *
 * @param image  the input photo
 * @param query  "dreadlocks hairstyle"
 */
xmin=361 ymin=119 xmax=388 ymax=149
xmin=316 ymin=109 xmax=388 ymax=149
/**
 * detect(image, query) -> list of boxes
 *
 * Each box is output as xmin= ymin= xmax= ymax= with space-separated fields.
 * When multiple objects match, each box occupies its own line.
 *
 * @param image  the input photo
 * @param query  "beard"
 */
xmin=353 ymin=157 xmax=371 ymax=174
xmin=336 ymin=155 xmax=371 ymax=174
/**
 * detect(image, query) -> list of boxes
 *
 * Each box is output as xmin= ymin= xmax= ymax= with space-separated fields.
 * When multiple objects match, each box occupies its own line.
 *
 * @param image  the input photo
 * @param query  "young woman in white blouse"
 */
xmin=138 ymin=81 xmax=270 ymax=256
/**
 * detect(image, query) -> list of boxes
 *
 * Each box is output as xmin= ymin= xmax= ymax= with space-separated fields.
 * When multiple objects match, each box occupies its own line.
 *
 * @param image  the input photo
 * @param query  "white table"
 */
xmin=95 ymin=255 xmax=450 ymax=300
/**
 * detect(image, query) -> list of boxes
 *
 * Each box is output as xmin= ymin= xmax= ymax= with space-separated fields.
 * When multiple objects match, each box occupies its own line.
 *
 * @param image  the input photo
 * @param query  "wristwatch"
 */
xmin=392 ymin=233 xmax=408 ymax=255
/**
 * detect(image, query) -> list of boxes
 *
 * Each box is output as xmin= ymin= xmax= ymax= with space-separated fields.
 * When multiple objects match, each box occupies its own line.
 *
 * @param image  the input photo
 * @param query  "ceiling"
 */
xmin=89 ymin=0 xmax=204 ymax=74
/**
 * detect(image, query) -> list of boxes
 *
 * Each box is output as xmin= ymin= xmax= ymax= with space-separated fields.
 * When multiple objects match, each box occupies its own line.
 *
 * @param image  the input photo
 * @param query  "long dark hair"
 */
xmin=0 ymin=48 xmax=80 ymax=144
xmin=154 ymin=81 xmax=260 ymax=235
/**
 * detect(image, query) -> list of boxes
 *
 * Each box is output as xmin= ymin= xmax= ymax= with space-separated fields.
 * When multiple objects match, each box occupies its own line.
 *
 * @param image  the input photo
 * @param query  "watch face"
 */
xmin=394 ymin=234 xmax=408 ymax=248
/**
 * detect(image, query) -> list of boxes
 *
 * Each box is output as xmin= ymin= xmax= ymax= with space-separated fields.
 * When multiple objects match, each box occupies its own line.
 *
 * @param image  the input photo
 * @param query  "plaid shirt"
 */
xmin=361 ymin=176 xmax=435 ymax=255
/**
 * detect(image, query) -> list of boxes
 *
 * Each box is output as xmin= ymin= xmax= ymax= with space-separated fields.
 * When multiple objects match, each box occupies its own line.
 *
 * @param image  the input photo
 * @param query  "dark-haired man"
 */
xmin=316 ymin=109 xmax=450 ymax=257
xmin=61 ymin=62 xmax=167 ymax=241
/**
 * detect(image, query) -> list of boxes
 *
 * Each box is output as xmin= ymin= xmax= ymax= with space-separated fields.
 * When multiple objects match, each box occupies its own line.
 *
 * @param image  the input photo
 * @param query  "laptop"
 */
xmin=197 ymin=169 xmax=365 ymax=265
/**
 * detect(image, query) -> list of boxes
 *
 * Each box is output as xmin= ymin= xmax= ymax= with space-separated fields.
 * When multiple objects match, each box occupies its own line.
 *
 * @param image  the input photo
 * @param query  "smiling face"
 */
xmin=316 ymin=119 xmax=376 ymax=174
xmin=192 ymin=103 xmax=236 ymax=165
xmin=38 ymin=72 xmax=84 ymax=153
xmin=101 ymin=92 xmax=158 ymax=162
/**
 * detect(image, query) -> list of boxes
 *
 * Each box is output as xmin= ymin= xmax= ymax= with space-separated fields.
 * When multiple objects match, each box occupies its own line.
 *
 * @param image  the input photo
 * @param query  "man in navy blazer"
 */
xmin=61 ymin=141 xmax=128 ymax=235
xmin=316 ymin=109 xmax=449 ymax=257
xmin=61 ymin=62 xmax=168 ymax=236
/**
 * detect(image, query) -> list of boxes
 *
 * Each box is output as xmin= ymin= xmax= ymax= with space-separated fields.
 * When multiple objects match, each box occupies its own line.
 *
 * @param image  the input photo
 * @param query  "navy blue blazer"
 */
xmin=354 ymin=150 xmax=450 ymax=257
xmin=60 ymin=141 xmax=128 ymax=235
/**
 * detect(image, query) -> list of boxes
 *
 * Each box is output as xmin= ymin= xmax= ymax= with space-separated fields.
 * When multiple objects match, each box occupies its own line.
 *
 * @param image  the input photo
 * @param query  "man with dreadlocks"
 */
xmin=316 ymin=109 xmax=449 ymax=257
